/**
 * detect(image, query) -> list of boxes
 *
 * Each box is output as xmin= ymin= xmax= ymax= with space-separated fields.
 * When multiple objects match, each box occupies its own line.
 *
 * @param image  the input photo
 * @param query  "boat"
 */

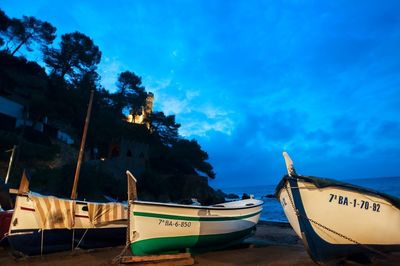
xmin=275 ymin=152 xmax=400 ymax=264
xmin=7 ymin=173 xmax=127 ymax=255
xmin=126 ymin=171 xmax=263 ymax=255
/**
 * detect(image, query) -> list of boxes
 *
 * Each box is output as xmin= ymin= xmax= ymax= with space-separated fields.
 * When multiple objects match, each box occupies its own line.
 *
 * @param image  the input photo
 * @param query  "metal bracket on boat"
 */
xmin=283 ymin=152 xmax=297 ymax=177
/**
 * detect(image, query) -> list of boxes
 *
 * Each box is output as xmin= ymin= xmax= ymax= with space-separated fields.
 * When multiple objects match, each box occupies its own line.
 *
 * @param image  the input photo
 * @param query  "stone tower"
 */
xmin=127 ymin=92 xmax=154 ymax=128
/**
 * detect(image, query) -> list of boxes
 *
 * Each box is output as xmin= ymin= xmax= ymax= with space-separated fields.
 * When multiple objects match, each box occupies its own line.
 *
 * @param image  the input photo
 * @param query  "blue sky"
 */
xmin=3 ymin=1 xmax=400 ymax=188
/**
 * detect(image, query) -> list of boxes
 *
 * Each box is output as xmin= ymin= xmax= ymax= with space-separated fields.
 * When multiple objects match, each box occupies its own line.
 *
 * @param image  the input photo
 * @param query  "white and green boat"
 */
xmin=126 ymin=171 xmax=263 ymax=255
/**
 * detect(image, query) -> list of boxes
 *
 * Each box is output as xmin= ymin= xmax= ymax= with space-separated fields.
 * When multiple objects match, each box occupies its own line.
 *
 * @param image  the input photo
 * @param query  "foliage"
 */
xmin=0 ymin=9 xmax=10 ymax=47
xmin=25 ymin=163 xmax=121 ymax=202
xmin=137 ymin=171 xmax=224 ymax=205
xmin=44 ymin=31 xmax=101 ymax=81
xmin=0 ymin=10 xmax=56 ymax=56
xmin=170 ymin=139 xmax=215 ymax=179
xmin=114 ymin=71 xmax=147 ymax=114
xmin=0 ymin=130 xmax=59 ymax=162
xmin=148 ymin=111 xmax=181 ymax=146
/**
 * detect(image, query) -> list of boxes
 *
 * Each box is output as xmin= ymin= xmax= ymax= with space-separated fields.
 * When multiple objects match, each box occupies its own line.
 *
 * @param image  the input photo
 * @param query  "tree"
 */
xmin=114 ymin=71 xmax=146 ymax=114
xmin=0 ymin=9 xmax=11 ymax=47
xmin=148 ymin=111 xmax=180 ymax=146
xmin=73 ymin=70 xmax=100 ymax=92
xmin=171 ymin=139 xmax=216 ymax=179
xmin=0 ymin=14 xmax=56 ymax=55
xmin=44 ymin=31 xmax=101 ymax=81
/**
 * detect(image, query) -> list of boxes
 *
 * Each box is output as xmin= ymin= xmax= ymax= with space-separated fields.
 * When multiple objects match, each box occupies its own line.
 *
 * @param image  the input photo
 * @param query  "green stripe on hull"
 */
xmin=130 ymin=226 xmax=256 ymax=255
xmin=133 ymin=211 xmax=261 ymax=221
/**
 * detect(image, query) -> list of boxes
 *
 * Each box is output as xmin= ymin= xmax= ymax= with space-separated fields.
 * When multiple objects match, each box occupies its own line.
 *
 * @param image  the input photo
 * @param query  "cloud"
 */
xmin=4 ymin=0 xmax=400 ymax=188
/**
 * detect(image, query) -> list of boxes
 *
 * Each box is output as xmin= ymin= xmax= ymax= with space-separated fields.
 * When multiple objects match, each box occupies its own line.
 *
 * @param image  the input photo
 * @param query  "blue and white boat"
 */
xmin=7 ymin=182 xmax=127 ymax=255
xmin=275 ymin=152 xmax=400 ymax=264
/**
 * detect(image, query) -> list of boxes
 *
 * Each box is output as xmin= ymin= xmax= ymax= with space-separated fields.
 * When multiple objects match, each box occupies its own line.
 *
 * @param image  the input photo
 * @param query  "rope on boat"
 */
xmin=0 ymin=232 xmax=8 ymax=243
xmin=111 ymin=242 xmax=130 ymax=265
xmin=284 ymin=183 xmax=389 ymax=259
xmin=40 ymin=229 xmax=44 ymax=256
xmin=75 ymin=228 xmax=89 ymax=249
xmin=72 ymin=228 xmax=75 ymax=251
xmin=111 ymin=200 xmax=135 ymax=265
xmin=111 ymin=230 xmax=138 ymax=265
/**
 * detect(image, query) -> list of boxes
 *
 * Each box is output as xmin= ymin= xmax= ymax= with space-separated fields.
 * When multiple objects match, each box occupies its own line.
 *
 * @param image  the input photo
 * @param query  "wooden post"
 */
xmin=120 ymin=253 xmax=194 ymax=265
xmin=5 ymin=145 xmax=17 ymax=184
xmin=126 ymin=171 xmax=137 ymax=251
xmin=71 ymin=90 xmax=94 ymax=200
xmin=127 ymin=170 xmax=137 ymax=202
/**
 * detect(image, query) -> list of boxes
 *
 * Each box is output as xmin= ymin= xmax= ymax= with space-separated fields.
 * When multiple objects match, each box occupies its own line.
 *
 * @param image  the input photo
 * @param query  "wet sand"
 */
xmin=0 ymin=221 xmax=398 ymax=265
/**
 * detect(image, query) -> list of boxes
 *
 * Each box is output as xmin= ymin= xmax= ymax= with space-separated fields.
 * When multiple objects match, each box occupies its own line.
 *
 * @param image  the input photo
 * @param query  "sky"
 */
xmin=2 ymin=0 xmax=400 ymax=188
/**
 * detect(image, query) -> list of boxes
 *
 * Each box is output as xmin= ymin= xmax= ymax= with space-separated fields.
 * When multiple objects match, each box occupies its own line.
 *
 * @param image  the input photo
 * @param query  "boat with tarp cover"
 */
xmin=126 ymin=171 xmax=263 ymax=255
xmin=7 ymin=173 xmax=127 ymax=255
xmin=275 ymin=152 xmax=400 ymax=264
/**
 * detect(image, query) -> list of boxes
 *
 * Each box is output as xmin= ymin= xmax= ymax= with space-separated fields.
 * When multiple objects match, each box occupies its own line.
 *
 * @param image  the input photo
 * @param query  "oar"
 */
xmin=283 ymin=151 xmax=297 ymax=176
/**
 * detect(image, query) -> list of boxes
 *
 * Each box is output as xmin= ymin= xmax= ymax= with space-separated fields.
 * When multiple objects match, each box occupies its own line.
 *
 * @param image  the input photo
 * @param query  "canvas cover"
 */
xmin=87 ymin=202 xmax=127 ymax=226
xmin=31 ymin=195 xmax=74 ymax=229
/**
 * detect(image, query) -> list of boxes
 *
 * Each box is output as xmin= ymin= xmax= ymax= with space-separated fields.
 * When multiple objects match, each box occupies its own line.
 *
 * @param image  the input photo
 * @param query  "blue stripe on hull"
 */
xmin=8 ymin=229 xmax=73 ymax=255
xmin=288 ymin=178 xmax=400 ymax=264
xmin=8 ymin=227 xmax=125 ymax=255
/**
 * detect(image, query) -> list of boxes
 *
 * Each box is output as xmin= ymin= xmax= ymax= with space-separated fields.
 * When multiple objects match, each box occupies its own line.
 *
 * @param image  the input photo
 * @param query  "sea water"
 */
xmin=222 ymin=176 xmax=400 ymax=222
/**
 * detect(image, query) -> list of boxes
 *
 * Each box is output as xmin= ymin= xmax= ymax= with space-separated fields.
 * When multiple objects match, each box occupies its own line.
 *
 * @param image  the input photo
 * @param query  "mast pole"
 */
xmin=71 ymin=90 xmax=94 ymax=200
xmin=5 ymin=145 xmax=17 ymax=184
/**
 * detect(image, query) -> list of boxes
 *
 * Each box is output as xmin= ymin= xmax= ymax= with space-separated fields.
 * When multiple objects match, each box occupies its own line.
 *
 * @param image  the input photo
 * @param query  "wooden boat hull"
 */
xmin=129 ymin=199 xmax=263 ymax=255
xmin=8 ymin=227 xmax=126 ymax=255
xmin=276 ymin=175 xmax=400 ymax=264
xmin=7 ymin=194 xmax=127 ymax=255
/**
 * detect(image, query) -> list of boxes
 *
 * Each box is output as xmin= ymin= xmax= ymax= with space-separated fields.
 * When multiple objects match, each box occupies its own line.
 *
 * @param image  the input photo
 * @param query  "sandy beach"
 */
xmin=0 ymin=221 xmax=398 ymax=266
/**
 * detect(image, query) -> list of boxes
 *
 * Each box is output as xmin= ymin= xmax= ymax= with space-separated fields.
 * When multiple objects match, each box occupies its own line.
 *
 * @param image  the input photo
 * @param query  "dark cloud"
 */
xmin=375 ymin=120 xmax=400 ymax=139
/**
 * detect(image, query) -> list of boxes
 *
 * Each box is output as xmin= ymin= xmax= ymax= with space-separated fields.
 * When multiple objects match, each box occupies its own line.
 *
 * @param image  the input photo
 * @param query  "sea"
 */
xmin=221 ymin=176 xmax=400 ymax=222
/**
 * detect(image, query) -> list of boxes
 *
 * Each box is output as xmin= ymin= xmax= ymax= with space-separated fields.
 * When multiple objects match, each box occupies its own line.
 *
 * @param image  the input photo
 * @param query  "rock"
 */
xmin=263 ymin=194 xmax=276 ymax=199
xmin=226 ymin=193 xmax=239 ymax=199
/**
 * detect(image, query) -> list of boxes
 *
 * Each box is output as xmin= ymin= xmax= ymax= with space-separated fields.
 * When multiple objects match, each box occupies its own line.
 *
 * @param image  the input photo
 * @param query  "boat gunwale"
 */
xmin=275 ymin=175 xmax=400 ymax=209
xmin=132 ymin=210 xmax=262 ymax=221
xmin=131 ymin=199 xmax=264 ymax=211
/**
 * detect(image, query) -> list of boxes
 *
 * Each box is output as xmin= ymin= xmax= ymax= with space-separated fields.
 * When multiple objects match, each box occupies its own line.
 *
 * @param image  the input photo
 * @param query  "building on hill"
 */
xmin=126 ymin=92 xmax=154 ymax=129
xmin=0 ymin=96 xmax=24 ymax=131
xmin=105 ymin=138 xmax=149 ymax=176
xmin=0 ymin=95 xmax=74 ymax=144
xmin=99 ymin=93 xmax=154 ymax=178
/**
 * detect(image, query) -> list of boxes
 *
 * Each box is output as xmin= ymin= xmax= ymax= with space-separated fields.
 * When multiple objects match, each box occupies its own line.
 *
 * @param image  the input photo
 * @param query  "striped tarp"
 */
xmin=31 ymin=195 xmax=74 ymax=229
xmin=87 ymin=202 xmax=127 ymax=226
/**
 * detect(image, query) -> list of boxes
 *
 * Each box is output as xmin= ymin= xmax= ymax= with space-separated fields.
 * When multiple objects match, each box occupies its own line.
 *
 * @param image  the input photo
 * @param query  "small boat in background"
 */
xmin=126 ymin=171 xmax=263 ymax=256
xmin=275 ymin=152 xmax=400 ymax=264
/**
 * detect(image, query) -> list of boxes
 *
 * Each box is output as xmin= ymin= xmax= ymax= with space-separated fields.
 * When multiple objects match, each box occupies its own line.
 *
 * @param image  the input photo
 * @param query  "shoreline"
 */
xmin=0 ymin=221 xmax=398 ymax=265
